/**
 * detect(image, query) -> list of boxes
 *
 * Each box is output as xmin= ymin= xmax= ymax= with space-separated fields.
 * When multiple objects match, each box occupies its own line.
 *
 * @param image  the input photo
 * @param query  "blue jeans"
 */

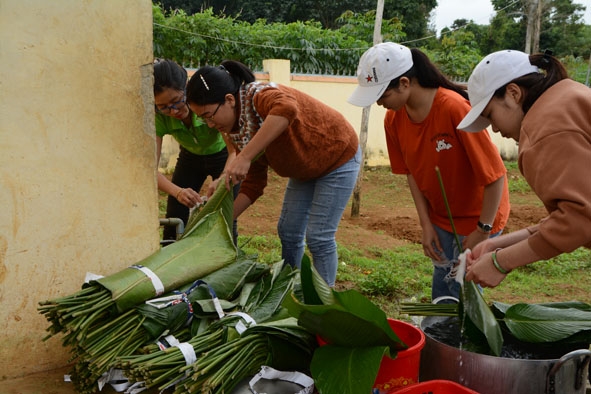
xmin=431 ymin=225 xmax=502 ymax=301
xmin=278 ymin=146 xmax=361 ymax=286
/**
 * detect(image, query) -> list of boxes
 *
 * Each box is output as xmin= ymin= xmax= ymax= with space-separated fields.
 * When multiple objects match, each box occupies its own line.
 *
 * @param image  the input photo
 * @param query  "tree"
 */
xmin=336 ymin=10 xmax=405 ymax=43
xmin=489 ymin=0 xmax=588 ymax=56
xmin=541 ymin=0 xmax=587 ymax=55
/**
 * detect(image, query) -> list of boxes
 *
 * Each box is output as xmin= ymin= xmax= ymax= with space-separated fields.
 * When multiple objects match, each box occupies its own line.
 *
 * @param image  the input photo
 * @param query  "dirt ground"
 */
xmin=237 ymin=166 xmax=547 ymax=252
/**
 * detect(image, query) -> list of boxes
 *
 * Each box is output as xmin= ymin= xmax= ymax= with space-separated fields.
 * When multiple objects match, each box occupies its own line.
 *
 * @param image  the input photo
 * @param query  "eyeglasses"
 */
xmin=155 ymin=92 xmax=186 ymax=114
xmin=201 ymin=103 xmax=222 ymax=123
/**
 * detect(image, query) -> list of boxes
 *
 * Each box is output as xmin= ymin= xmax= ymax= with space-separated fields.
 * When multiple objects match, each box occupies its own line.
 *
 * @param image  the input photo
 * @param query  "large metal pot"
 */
xmin=420 ymin=316 xmax=591 ymax=394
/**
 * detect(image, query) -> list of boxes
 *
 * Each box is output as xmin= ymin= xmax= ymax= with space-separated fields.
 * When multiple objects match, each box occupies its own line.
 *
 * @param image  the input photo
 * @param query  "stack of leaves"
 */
xmin=283 ymin=256 xmax=408 ymax=394
xmin=37 ymin=180 xmax=238 ymax=393
xmin=116 ymin=261 xmax=316 ymax=394
xmin=175 ymin=315 xmax=315 ymax=394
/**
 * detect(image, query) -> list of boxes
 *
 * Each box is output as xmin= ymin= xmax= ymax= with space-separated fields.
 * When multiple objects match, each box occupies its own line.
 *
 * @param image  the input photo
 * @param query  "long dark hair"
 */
xmin=492 ymin=52 xmax=569 ymax=114
xmin=386 ymin=48 xmax=468 ymax=100
xmin=186 ymin=60 xmax=256 ymax=105
xmin=153 ymin=59 xmax=187 ymax=93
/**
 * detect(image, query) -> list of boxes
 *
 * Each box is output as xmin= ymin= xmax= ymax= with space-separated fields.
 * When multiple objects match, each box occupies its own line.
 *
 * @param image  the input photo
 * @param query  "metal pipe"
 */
xmin=159 ymin=217 xmax=185 ymax=240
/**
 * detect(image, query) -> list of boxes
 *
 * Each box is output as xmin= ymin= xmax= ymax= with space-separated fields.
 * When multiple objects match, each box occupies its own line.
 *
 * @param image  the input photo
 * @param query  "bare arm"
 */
xmin=463 ymin=174 xmax=506 ymax=250
xmin=232 ymin=193 xmax=252 ymax=220
xmin=408 ymin=174 xmax=443 ymax=261
xmin=223 ymin=114 xmax=289 ymax=188
xmin=208 ymin=133 xmax=238 ymax=197
xmin=466 ymin=231 xmax=543 ymax=288
xmin=156 ymin=136 xmax=201 ymax=208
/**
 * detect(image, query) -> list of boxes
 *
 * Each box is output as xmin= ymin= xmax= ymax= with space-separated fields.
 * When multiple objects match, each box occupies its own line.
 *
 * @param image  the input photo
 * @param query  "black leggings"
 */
xmin=163 ymin=146 xmax=239 ymax=242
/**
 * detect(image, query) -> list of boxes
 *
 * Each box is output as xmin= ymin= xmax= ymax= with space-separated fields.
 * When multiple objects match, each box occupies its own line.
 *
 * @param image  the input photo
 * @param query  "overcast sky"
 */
xmin=432 ymin=0 xmax=591 ymax=35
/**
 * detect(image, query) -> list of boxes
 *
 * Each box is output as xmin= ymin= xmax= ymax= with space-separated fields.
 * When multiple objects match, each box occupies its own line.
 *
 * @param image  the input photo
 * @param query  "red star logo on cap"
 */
xmin=365 ymin=74 xmax=373 ymax=83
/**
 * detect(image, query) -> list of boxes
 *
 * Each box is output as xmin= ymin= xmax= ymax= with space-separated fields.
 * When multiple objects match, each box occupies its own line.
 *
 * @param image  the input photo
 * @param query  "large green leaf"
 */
xmin=96 ymin=210 xmax=237 ymax=312
xmin=300 ymin=254 xmax=334 ymax=306
xmin=460 ymin=281 xmax=503 ymax=356
xmin=247 ymin=263 xmax=299 ymax=323
xmin=183 ymin=174 xmax=234 ymax=239
xmin=283 ymin=255 xmax=409 ymax=394
xmin=311 ymin=345 xmax=386 ymax=394
xmin=295 ymin=307 xmax=406 ymax=351
xmin=504 ymin=303 xmax=591 ymax=343
xmin=493 ymin=300 xmax=591 ymax=317
xmin=283 ymin=259 xmax=406 ymax=351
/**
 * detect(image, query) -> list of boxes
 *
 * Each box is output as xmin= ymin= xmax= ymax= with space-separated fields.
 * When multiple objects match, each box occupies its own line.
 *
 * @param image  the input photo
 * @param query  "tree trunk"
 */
xmin=524 ymin=0 xmax=536 ymax=54
xmin=351 ymin=0 xmax=384 ymax=218
xmin=350 ymin=107 xmax=370 ymax=217
xmin=532 ymin=0 xmax=543 ymax=53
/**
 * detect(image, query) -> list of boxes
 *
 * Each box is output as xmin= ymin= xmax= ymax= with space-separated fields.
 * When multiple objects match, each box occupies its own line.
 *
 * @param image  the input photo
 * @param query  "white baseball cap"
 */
xmin=347 ymin=42 xmax=413 ymax=107
xmin=458 ymin=50 xmax=540 ymax=132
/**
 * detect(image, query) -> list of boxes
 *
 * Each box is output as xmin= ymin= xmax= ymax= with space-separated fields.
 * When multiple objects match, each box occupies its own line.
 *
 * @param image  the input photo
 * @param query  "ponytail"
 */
xmin=386 ymin=48 xmax=468 ymax=100
xmin=186 ymin=60 xmax=256 ymax=105
xmin=493 ymin=51 xmax=569 ymax=114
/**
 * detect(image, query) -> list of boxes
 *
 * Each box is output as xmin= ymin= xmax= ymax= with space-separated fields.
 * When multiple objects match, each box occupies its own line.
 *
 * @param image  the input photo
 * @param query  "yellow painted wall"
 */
xmin=162 ymin=60 xmax=516 ymax=171
xmin=261 ymin=59 xmax=391 ymax=165
xmin=0 ymin=0 xmax=159 ymax=379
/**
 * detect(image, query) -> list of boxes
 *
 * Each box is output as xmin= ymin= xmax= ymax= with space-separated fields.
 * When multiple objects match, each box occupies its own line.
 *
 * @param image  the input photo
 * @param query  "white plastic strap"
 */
xmin=226 ymin=311 xmax=257 ymax=334
xmin=124 ymin=381 xmax=148 ymax=394
xmin=84 ymin=272 xmax=104 ymax=283
xmin=211 ymin=296 xmax=225 ymax=319
xmin=131 ymin=265 xmax=164 ymax=296
xmin=176 ymin=342 xmax=197 ymax=366
xmin=156 ymin=334 xmax=180 ymax=351
xmin=145 ymin=294 xmax=184 ymax=309
xmin=248 ymin=366 xmax=314 ymax=394
xmin=145 ymin=280 xmax=223 ymax=318
xmin=97 ymin=368 xmax=131 ymax=392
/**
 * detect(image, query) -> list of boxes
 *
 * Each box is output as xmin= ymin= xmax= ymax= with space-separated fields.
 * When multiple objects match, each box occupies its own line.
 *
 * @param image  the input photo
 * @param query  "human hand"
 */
xmin=421 ymin=225 xmax=444 ymax=261
xmin=462 ymin=229 xmax=490 ymax=252
xmin=224 ymin=155 xmax=251 ymax=190
xmin=175 ymin=187 xmax=202 ymax=208
xmin=465 ymin=251 xmax=506 ymax=288
xmin=470 ymin=238 xmax=496 ymax=260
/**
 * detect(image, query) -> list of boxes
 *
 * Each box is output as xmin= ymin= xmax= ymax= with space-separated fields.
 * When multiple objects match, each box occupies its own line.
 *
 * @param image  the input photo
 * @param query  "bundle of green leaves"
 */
xmin=38 ymin=180 xmax=239 ymax=393
xmin=117 ymin=261 xmax=316 ymax=394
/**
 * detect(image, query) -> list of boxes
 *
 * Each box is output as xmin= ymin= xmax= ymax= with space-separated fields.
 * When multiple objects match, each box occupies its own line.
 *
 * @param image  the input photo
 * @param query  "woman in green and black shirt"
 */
xmin=153 ymin=59 xmax=238 ymax=242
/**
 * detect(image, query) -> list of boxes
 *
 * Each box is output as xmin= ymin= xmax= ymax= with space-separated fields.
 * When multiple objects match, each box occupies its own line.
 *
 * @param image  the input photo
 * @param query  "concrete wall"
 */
xmin=162 ymin=60 xmax=517 ymax=170
xmin=0 ymin=0 xmax=158 ymax=379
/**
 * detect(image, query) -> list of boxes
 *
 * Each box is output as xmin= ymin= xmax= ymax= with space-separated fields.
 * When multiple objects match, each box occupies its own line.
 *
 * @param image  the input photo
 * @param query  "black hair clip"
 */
xmin=542 ymin=49 xmax=553 ymax=63
xmin=219 ymin=65 xmax=229 ymax=74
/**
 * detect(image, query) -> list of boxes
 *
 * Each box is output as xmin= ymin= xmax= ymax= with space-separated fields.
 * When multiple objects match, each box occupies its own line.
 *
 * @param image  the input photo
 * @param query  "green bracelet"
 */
xmin=491 ymin=248 xmax=509 ymax=274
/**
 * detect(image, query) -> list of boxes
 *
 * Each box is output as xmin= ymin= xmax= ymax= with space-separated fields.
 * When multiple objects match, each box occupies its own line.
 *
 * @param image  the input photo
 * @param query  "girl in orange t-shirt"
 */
xmin=349 ymin=42 xmax=509 ymax=300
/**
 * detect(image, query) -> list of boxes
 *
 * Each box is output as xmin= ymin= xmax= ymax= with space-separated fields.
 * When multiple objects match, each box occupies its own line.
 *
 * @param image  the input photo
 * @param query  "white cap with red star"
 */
xmin=348 ymin=42 xmax=413 ymax=107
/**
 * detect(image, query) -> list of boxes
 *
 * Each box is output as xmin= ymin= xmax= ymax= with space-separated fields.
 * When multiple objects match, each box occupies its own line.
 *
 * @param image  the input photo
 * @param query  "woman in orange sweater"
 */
xmin=185 ymin=60 xmax=361 ymax=286
xmin=459 ymin=50 xmax=591 ymax=288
